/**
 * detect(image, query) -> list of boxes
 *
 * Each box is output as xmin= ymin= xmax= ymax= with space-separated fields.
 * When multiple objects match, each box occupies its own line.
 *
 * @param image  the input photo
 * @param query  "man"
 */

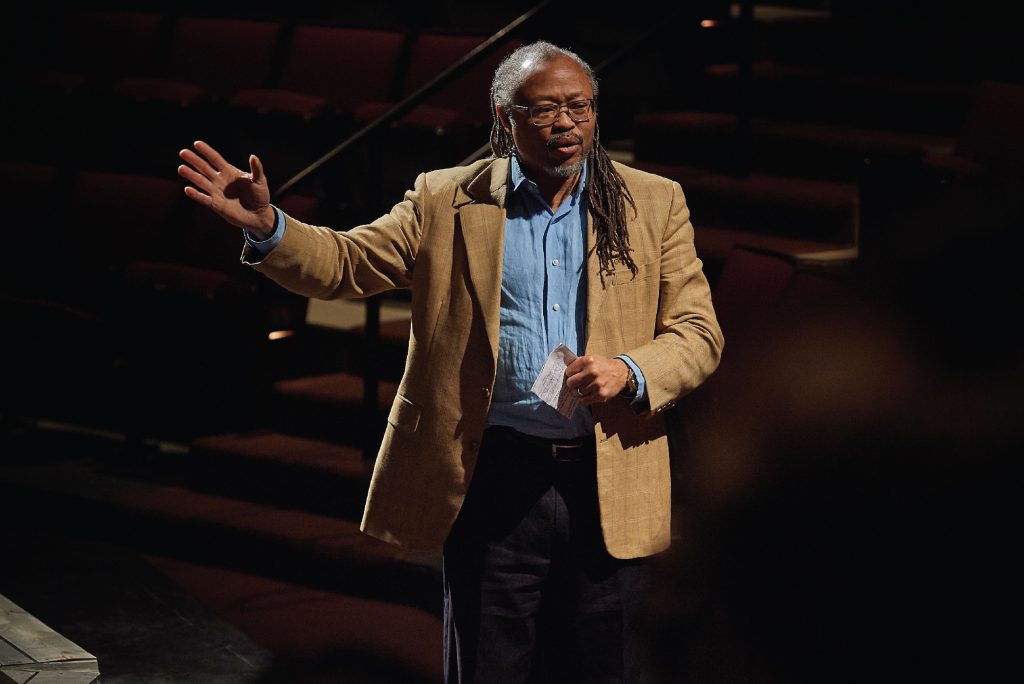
xmin=178 ymin=41 xmax=723 ymax=683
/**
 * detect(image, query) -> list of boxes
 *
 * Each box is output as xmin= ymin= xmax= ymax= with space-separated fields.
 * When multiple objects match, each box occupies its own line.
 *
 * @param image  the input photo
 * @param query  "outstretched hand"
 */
xmin=178 ymin=141 xmax=276 ymax=239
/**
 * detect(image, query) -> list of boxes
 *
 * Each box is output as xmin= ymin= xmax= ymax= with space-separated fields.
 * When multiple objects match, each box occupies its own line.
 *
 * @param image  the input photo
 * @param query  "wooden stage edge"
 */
xmin=0 ymin=593 xmax=99 ymax=684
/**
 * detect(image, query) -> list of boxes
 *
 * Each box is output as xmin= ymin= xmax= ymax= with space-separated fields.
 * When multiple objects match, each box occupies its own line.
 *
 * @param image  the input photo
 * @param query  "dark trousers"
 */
xmin=443 ymin=426 xmax=650 ymax=684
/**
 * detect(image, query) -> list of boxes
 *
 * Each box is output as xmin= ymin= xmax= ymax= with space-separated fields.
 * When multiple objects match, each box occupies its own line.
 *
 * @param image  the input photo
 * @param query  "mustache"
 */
xmin=546 ymin=133 xmax=584 ymax=149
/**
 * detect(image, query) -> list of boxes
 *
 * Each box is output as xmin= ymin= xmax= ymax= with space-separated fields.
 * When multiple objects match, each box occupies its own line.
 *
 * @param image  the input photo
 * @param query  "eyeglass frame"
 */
xmin=506 ymin=98 xmax=597 ymax=127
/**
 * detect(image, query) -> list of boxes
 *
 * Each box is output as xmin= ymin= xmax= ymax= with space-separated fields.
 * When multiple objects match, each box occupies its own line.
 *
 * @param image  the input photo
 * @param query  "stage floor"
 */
xmin=1 ymin=532 xmax=272 ymax=684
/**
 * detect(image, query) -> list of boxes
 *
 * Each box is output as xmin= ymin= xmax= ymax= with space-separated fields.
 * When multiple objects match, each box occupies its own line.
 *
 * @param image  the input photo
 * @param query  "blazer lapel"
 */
xmin=456 ymin=158 xmax=509 ymax=362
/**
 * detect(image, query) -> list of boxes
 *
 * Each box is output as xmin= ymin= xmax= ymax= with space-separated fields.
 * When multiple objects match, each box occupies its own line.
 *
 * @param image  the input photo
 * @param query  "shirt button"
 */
xmin=551 ymin=258 xmax=560 ymax=266
xmin=552 ymin=303 xmax=560 ymax=311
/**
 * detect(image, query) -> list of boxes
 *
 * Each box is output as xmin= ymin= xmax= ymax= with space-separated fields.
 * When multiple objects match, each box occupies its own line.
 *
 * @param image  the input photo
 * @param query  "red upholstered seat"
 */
xmin=231 ymin=27 xmax=405 ymax=116
xmin=229 ymin=90 xmax=329 ymax=120
xmin=8 ymin=10 xmax=165 ymax=167
xmin=352 ymin=101 xmax=463 ymax=134
xmin=71 ymin=11 xmax=165 ymax=81
xmin=931 ymin=80 xmax=1024 ymax=179
xmin=123 ymin=262 xmax=232 ymax=299
xmin=631 ymin=161 xmax=858 ymax=271
xmin=172 ymin=192 xmax=319 ymax=275
xmin=113 ymin=17 xmax=282 ymax=104
xmin=70 ymin=172 xmax=185 ymax=270
xmin=112 ymin=79 xmax=207 ymax=106
xmin=632 ymin=110 xmax=955 ymax=181
xmin=354 ymin=35 xmax=523 ymax=131
xmin=403 ymin=34 xmax=521 ymax=127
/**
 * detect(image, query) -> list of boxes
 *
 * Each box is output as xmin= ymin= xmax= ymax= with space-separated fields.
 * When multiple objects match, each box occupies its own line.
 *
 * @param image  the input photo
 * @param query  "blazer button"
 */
xmin=481 ymin=387 xmax=490 ymax=397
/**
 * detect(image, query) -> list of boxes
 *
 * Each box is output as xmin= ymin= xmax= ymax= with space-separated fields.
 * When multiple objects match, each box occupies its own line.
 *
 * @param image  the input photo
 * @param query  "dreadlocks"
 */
xmin=489 ymin=42 xmax=638 ymax=282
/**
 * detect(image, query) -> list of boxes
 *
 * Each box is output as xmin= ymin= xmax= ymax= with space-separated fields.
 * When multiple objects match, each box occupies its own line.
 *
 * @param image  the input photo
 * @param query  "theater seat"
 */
xmin=64 ymin=172 xmax=185 ymax=312
xmin=113 ymin=17 xmax=282 ymax=105
xmin=925 ymin=80 xmax=1024 ymax=179
xmin=231 ymin=27 xmax=406 ymax=118
xmin=354 ymin=35 xmax=523 ymax=132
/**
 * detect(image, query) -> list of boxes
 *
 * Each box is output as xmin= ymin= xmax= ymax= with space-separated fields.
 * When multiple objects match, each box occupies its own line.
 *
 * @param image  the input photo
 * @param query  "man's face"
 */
xmin=499 ymin=55 xmax=597 ymax=180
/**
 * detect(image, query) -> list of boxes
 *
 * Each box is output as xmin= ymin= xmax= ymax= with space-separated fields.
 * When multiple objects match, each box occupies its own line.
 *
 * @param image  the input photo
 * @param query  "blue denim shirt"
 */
xmin=485 ymin=156 xmax=593 ymax=438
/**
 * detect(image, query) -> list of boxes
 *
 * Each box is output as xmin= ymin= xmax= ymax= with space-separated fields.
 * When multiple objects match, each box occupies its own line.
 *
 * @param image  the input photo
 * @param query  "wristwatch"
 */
xmin=620 ymin=366 xmax=638 ymax=399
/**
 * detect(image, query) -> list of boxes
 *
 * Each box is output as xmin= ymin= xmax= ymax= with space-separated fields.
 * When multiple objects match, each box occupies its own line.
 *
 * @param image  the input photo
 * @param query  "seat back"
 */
xmin=70 ymin=172 xmax=186 ymax=272
xmin=71 ymin=11 xmax=164 ymax=80
xmin=279 ymin=27 xmax=405 ymax=113
xmin=170 ymin=17 xmax=282 ymax=96
xmin=403 ymin=34 xmax=523 ymax=126
xmin=956 ymin=80 xmax=1024 ymax=177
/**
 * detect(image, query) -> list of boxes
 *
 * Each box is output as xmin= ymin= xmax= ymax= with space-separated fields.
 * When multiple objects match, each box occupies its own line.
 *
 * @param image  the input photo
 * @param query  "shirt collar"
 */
xmin=509 ymin=154 xmax=588 ymax=208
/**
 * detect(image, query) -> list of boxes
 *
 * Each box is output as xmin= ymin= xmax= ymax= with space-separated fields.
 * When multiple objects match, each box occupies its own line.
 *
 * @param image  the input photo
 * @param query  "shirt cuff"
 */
xmin=615 ymin=354 xmax=647 ymax=405
xmin=243 ymin=206 xmax=285 ymax=255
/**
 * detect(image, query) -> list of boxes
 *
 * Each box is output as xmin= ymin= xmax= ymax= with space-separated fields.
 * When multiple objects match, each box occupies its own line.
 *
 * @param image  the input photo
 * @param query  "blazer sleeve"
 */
xmin=622 ymin=180 xmax=724 ymax=414
xmin=239 ymin=173 xmax=427 ymax=299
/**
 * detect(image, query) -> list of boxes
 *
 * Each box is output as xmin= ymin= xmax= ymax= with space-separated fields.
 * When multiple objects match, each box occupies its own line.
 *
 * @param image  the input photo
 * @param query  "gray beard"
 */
xmin=547 ymin=157 xmax=586 ymax=178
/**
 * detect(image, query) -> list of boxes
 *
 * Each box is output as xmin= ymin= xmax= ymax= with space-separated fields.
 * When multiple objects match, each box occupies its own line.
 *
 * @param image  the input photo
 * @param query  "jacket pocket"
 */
xmin=387 ymin=394 xmax=421 ymax=433
xmin=607 ymin=256 xmax=656 ymax=288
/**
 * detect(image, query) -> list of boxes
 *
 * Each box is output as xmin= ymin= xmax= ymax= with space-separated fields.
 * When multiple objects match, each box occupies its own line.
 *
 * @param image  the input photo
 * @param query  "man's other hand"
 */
xmin=565 ymin=355 xmax=629 ymax=405
xmin=178 ymin=141 xmax=276 ymax=239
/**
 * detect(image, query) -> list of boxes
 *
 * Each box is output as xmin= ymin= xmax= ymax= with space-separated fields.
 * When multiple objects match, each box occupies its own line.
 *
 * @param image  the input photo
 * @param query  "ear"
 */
xmin=495 ymin=105 xmax=513 ymax=134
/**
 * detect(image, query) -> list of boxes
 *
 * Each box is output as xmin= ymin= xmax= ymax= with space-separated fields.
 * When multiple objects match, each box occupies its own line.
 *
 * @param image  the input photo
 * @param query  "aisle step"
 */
xmin=632 ymin=161 xmax=858 ymax=269
xmin=271 ymin=372 xmax=399 ymax=445
xmin=0 ymin=457 xmax=440 ymax=616
xmin=633 ymin=111 xmax=955 ymax=180
xmin=184 ymin=432 xmax=371 ymax=519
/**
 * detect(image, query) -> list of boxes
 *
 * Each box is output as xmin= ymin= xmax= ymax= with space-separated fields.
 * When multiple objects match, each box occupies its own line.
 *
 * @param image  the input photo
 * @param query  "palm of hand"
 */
xmin=222 ymin=174 xmax=268 ymax=213
xmin=178 ymin=141 xmax=275 ymax=236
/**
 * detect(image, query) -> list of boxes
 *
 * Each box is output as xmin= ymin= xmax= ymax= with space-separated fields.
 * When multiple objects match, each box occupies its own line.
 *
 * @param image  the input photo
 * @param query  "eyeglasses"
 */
xmin=507 ymin=98 xmax=596 ymax=127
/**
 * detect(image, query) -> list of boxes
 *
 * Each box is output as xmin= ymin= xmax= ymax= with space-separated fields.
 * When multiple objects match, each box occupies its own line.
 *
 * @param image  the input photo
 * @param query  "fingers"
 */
xmin=565 ymin=355 xmax=628 ymax=404
xmin=575 ymin=383 xmax=608 ymax=405
xmin=565 ymin=355 xmax=599 ymax=389
xmin=249 ymin=154 xmax=265 ymax=184
xmin=177 ymin=163 xmax=213 ymax=193
xmin=182 ymin=185 xmax=213 ymax=207
xmin=564 ymin=355 xmax=591 ymax=381
xmin=193 ymin=140 xmax=231 ymax=172
xmin=179 ymin=147 xmax=218 ymax=180
xmin=566 ymin=357 xmax=602 ymax=404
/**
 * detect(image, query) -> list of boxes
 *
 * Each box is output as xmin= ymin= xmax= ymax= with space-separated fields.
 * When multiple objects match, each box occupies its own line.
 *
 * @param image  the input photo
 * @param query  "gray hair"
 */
xmin=490 ymin=41 xmax=599 ymax=111
xmin=489 ymin=41 xmax=598 ymax=157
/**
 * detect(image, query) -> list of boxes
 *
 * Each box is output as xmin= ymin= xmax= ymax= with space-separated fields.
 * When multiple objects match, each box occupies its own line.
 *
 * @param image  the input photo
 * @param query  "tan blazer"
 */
xmin=243 ymin=156 xmax=723 ymax=559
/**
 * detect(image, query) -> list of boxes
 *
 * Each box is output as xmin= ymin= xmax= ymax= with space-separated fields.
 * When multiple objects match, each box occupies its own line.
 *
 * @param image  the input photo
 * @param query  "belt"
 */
xmin=486 ymin=426 xmax=596 ymax=462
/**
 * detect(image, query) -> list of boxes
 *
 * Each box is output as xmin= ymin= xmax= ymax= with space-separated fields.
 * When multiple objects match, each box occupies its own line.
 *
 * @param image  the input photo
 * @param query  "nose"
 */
xmin=551 ymin=106 xmax=576 ymax=130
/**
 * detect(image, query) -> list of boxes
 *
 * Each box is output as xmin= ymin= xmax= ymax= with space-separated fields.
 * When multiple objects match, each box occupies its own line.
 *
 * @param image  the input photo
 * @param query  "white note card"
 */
xmin=531 ymin=343 xmax=580 ymax=419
